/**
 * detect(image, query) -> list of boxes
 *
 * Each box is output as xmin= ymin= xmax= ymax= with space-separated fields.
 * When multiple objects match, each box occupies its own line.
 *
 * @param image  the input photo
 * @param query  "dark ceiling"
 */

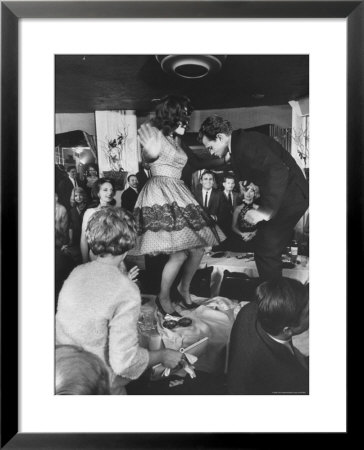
xmin=55 ymin=55 xmax=309 ymax=114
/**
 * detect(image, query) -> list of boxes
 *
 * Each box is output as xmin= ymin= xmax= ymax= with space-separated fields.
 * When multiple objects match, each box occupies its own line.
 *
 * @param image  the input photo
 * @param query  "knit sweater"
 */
xmin=56 ymin=260 xmax=149 ymax=389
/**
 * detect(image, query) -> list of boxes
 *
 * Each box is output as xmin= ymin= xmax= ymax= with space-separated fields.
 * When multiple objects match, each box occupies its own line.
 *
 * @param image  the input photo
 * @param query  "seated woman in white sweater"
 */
xmin=56 ymin=206 xmax=183 ymax=394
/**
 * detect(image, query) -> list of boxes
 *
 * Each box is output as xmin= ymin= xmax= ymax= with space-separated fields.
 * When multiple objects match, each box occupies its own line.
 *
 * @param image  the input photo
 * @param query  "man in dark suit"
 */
xmin=228 ymin=278 xmax=309 ymax=395
xmin=57 ymin=165 xmax=79 ymax=210
xmin=136 ymin=161 xmax=151 ymax=191
xmin=220 ymin=173 xmax=241 ymax=236
xmin=198 ymin=116 xmax=309 ymax=281
xmin=121 ymin=174 xmax=139 ymax=212
xmin=194 ymin=170 xmax=226 ymax=226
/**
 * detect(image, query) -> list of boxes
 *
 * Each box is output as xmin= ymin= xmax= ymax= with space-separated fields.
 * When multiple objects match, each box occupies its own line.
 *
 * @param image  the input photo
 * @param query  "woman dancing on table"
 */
xmin=135 ymin=95 xmax=225 ymax=316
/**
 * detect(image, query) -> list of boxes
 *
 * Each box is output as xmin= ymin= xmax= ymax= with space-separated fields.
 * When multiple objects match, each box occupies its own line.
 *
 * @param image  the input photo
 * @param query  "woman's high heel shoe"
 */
xmin=155 ymin=296 xmax=182 ymax=317
xmin=171 ymin=288 xmax=197 ymax=310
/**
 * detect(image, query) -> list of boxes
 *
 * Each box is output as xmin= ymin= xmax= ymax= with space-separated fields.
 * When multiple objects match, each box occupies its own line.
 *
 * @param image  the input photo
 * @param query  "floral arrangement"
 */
xmin=102 ymin=121 xmax=130 ymax=172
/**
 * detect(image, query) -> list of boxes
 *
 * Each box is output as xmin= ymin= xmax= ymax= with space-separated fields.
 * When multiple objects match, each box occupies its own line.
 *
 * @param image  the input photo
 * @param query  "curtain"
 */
xmin=83 ymin=131 xmax=97 ymax=161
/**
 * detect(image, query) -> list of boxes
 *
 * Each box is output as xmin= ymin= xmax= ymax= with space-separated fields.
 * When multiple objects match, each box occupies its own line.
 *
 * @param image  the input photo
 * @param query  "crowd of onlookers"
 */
xmin=55 ymin=162 xmax=261 ymax=300
xmin=55 ymin=162 xmax=309 ymax=396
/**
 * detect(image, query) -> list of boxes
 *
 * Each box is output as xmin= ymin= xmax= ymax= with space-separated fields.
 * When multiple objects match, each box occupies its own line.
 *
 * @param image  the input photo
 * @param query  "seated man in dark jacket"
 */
xmin=121 ymin=174 xmax=139 ymax=212
xmin=228 ymin=277 xmax=309 ymax=395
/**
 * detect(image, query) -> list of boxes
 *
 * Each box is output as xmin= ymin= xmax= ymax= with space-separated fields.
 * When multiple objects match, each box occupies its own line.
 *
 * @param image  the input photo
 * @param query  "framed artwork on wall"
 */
xmin=1 ymin=0 xmax=360 ymax=447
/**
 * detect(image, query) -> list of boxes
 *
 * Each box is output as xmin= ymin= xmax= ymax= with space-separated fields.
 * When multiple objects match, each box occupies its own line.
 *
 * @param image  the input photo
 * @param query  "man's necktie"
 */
xmin=228 ymin=192 xmax=233 ymax=208
xmin=204 ymin=192 xmax=208 ymax=208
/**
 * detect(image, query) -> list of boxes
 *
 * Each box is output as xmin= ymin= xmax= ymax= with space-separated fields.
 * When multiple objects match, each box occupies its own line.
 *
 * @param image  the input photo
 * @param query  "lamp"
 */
xmin=156 ymin=55 xmax=226 ymax=79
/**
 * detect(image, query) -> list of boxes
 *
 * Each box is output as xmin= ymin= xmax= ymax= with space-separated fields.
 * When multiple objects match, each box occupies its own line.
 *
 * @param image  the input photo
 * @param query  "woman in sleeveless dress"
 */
xmin=230 ymin=181 xmax=259 ymax=251
xmin=135 ymin=95 xmax=225 ymax=316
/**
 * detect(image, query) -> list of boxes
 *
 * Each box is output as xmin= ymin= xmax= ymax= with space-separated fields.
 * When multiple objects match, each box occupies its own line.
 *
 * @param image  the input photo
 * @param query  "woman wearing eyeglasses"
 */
xmin=135 ymin=95 xmax=225 ymax=317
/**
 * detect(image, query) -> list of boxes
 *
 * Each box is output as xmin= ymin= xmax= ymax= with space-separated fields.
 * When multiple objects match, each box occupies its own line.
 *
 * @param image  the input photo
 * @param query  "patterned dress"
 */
xmin=238 ymin=202 xmax=258 ymax=233
xmin=133 ymin=135 xmax=225 ymax=255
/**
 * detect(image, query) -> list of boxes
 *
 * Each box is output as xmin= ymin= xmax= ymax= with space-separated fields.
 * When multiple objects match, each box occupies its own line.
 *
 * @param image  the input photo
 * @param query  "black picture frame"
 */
xmin=1 ymin=1 xmax=360 ymax=447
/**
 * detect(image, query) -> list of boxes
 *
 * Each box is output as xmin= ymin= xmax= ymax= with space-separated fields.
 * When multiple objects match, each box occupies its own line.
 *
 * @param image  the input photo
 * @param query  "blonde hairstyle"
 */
xmin=55 ymin=345 xmax=110 ymax=395
xmin=86 ymin=206 xmax=137 ymax=256
xmin=70 ymin=187 xmax=87 ymax=207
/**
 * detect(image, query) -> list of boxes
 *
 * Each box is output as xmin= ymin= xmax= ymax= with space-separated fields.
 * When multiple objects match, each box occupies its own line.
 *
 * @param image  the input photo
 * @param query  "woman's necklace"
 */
xmin=166 ymin=135 xmax=179 ymax=149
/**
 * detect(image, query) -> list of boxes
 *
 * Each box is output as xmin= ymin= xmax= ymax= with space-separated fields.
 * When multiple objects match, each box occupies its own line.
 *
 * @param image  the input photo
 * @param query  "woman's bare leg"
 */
xmin=159 ymin=251 xmax=188 ymax=313
xmin=178 ymin=248 xmax=205 ymax=304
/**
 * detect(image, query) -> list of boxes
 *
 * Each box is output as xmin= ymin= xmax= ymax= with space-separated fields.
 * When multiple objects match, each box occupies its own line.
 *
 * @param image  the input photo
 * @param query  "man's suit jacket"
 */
xmin=195 ymin=186 xmax=227 ymax=225
xmin=220 ymin=191 xmax=240 ymax=235
xmin=230 ymin=130 xmax=309 ymax=219
xmin=136 ymin=169 xmax=150 ymax=191
xmin=228 ymin=301 xmax=309 ymax=395
xmin=57 ymin=177 xmax=76 ymax=210
xmin=221 ymin=191 xmax=240 ymax=213
xmin=121 ymin=187 xmax=139 ymax=212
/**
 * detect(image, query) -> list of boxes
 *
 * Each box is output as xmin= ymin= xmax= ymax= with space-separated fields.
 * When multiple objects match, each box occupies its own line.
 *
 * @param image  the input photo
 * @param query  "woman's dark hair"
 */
xmin=86 ymin=164 xmax=99 ymax=176
xmin=89 ymin=178 xmax=116 ymax=206
xmin=151 ymin=95 xmax=193 ymax=136
xmin=257 ymin=278 xmax=309 ymax=335
xmin=198 ymin=115 xmax=233 ymax=142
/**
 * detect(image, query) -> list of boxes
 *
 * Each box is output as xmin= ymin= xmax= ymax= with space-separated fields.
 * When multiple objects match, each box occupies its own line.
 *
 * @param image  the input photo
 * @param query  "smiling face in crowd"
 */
xmin=98 ymin=182 xmax=115 ymax=205
xmin=88 ymin=167 xmax=98 ymax=177
xmin=128 ymin=175 xmax=139 ymax=190
xmin=75 ymin=191 xmax=86 ymax=204
xmin=201 ymin=173 xmax=214 ymax=191
xmin=243 ymin=184 xmax=256 ymax=204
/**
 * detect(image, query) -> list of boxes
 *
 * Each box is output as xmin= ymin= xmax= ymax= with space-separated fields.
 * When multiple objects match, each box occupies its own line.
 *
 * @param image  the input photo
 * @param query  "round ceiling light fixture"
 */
xmin=156 ymin=55 xmax=227 ymax=79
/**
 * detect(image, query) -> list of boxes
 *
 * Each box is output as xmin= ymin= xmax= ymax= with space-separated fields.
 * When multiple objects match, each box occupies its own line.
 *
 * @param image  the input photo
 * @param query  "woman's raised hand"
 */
xmin=127 ymin=265 xmax=140 ymax=282
xmin=138 ymin=123 xmax=162 ymax=162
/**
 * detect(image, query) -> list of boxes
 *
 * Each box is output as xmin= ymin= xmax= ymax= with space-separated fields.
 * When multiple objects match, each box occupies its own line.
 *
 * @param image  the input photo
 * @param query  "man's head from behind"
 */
xmin=56 ymin=345 xmax=110 ymax=395
xmin=86 ymin=206 xmax=137 ymax=257
xmin=257 ymin=278 xmax=309 ymax=340
xmin=198 ymin=116 xmax=233 ymax=159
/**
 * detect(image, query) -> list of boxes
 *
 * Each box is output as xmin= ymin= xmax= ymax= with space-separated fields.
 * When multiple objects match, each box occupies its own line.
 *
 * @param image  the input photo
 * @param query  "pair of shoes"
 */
xmin=155 ymin=296 xmax=182 ymax=317
xmin=171 ymin=288 xmax=197 ymax=310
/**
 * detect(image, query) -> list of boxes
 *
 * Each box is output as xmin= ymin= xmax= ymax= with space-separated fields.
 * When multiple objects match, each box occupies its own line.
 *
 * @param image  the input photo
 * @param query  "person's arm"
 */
xmin=182 ymin=142 xmax=226 ymax=170
xmin=138 ymin=124 xmax=162 ymax=163
xmin=231 ymin=205 xmax=244 ymax=237
xmin=108 ymin=279 xmax=182 ymax=379
xmin=80 ymin=210 xmax=91 ymax=263
xmin=147 ymin=348 xmax=183 ymax=368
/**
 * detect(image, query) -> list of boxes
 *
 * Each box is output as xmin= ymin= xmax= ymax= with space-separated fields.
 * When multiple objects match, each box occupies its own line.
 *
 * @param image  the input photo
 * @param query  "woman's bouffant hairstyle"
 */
xmin=257 ymin=278 xmax=309 ymax=335
xmin=55 ymin=345 xmax=110 ymax=395
xmin=86 ymin=206 xmax=137 ymax=256
xmin=151 ymin=95 xmax=193 ymax=136
xmin=198 ymin=115 xmax=233 ymax=142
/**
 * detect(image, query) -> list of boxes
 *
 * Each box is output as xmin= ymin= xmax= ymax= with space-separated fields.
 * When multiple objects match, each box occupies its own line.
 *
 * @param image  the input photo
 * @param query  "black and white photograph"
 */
xmin=54 ymin=54 xmax=310 ymax=396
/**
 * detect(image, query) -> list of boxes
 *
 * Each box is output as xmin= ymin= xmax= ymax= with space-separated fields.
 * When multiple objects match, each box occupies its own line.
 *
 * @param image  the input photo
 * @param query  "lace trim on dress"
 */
xmin=134 ymin=202 xmax=216 ymax=234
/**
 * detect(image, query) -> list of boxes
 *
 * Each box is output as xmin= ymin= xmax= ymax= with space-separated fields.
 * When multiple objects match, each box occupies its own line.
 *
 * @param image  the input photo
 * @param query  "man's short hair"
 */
xmin=86 ymin=206 xmax=137 ymax=256
xmin=55 ymin=345 xmax=110 ymax=395
xmin=257 ymin=278 xmax=309 ymax=335
xmin=200 ymin=170 xmax=215 ymax=181
xmin=127 ymin=174 xmax=137 ymax=183
xmin=198 ymin=115 xmax=233 ymax=142
xmin=223 ymin=173 xmax=235 ymax=183
xmin=67 ymin=165 xmax=76 ymax=173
